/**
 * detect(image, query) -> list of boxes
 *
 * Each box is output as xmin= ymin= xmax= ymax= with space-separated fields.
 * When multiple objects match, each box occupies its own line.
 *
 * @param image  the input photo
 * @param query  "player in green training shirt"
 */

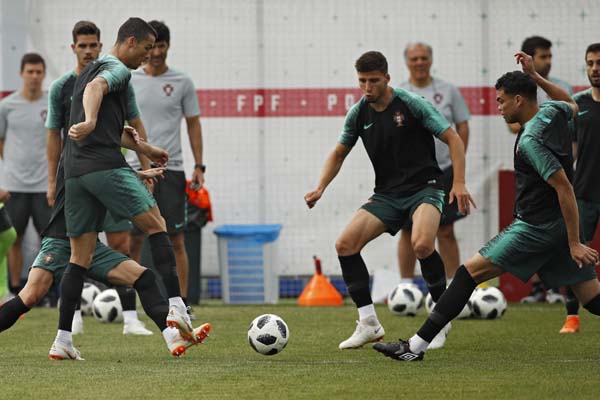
xmin=373 ymin=52 xmax=600 ymax=362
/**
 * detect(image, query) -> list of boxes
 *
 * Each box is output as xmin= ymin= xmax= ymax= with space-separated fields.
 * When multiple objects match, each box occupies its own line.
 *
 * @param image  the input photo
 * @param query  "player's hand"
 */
xmin=123 ymin=125 xmax=140 ymax=144
xmin=190 ymin=168 xmax=204 ymax=191
xmin=449 ymin=182 xmax=477 ymax=215
xmin=144 ymin=144 xmax=169 ymax=167
xmin=46 ymin=182 xmax=56 ymax=207
xmin=569 ymin=242 xmax=599 ymax=268
xmin=304 ymin=188 xmax=324 ymax=209
xmin=0 ymin=188 xmax=10 ymax=203
xmin=136 ymin=167 xmax=165 ymax=185
xmin=514 ymin=51 xmax=537 ymax=77
xmin=68 ymin=120 xmax=96 ymax=141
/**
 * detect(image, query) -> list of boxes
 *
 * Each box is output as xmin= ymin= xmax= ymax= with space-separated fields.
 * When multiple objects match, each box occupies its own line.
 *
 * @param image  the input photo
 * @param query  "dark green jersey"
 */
xmin=339 ymin=88 xmax=450 ymax=194
xmin=63 ymin=54 xmax=131 ymax=178
xmin=514 ymin=101 xmax=574 ymax=224
xmin=572 ymin=89 xmax=600 ymax=202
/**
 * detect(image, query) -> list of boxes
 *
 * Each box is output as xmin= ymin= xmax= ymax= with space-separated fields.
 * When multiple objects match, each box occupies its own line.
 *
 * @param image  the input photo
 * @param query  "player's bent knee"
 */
xmin=335 ymin=237 xmax=359 ymax=256
xmin=19 ymin=285 xmax=49 ymax=307
xmin=107 ymin=261 xmax=146 ymax=286
xmin=437 ymin=225 xmax=456 ymax=241
xmin=412 ymin=241 xmax=434 ymax=259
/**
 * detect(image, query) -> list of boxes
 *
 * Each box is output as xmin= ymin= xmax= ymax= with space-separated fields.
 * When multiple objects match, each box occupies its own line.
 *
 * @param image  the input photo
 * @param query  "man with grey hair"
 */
xmin=397 ymin=43 xmax=470 ymax=318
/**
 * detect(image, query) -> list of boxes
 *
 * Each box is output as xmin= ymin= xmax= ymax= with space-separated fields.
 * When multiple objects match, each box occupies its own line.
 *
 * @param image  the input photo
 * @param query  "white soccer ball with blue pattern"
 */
xmin=92 ymin=289 xmax=123 ymax=323
xmin=387 ymin=283 xmax=424 ymax=316
xmin=470 ymin=287 xmax=507 ymax=319
xmin=248 ymin=314 xmax=289 ymax=355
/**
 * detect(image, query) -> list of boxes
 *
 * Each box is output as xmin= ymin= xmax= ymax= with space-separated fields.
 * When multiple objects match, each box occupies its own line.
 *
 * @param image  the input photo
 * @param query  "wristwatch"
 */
xmin=194 ymin=163 xmax=206 ymax=173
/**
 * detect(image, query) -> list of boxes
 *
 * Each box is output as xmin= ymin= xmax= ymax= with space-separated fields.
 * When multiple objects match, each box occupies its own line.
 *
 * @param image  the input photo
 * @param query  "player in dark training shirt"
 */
xmin=559 ymin=43 xmax=600 ymax=334
xmin=305 ymin=51 xmax=474 ymax=350
xmin=373 ymin=52 xmax=600 ymax=362
xmin=52 ymin=18 xmax=205 ymax=359
xmin=46 ymin=20 xmax=152 ymax=336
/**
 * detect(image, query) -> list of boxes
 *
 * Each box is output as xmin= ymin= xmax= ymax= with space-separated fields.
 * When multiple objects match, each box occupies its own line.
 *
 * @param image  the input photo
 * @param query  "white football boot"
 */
xmin=339 ymin=319 xmax=385 ymax=349
xmin=49 ymin=341 xmax=84 ymax=361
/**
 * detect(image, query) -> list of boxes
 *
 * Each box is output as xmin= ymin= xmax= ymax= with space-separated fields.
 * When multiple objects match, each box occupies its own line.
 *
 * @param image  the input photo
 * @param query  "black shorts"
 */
xmin=4 ymin=192 xmax=51 ymax=235
xmin=133 ymin=170 xmax=187 ymax=235
xmin=0 ymin=206 xmax=12 ymax=232
xmin=439 ymin=167 xmax=467 ymax=226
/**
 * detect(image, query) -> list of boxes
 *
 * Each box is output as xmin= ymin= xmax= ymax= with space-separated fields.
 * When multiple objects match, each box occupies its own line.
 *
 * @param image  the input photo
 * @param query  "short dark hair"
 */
xmin=521 ymin=36 xmax=552 ymax=57
xmin=20 ymin=53 xmax=45 ymax=72
xmin=355 ymin=51 xmax=388 ymax=74
xmin=495 ymin=71 xmax=537 ymax=101
xmin=72 ymin=20 xmax=101 ymax=43
xmin=149 ymin=20 xmax=170 ymax=44
xmin=116 ymin=17 xmax=157 ymax=44
xmin=585 ymin=43 xmax=600 ymax=57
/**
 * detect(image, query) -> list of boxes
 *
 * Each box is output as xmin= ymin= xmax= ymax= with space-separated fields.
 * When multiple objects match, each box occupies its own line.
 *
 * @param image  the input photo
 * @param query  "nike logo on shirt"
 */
xmin=363 ymin=123 xmax=374 ymax=130
xmin=578 ymin=110 xmax=589 ymax=116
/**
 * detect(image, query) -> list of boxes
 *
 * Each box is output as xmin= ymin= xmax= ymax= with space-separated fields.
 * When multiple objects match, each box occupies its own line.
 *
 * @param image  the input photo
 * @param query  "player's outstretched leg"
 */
xmin=374 ymin=265 xmax=477 ymax=361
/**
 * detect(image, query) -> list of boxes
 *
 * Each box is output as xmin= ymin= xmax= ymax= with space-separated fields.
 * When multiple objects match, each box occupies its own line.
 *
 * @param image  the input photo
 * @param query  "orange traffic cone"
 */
xmin=298 ymin=256 xmax=343 ymax=306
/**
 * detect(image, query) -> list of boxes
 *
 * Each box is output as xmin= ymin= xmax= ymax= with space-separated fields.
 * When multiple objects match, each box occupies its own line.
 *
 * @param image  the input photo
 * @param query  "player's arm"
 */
xmin=127 ymin=116 xmax=151 ymax=170
xmin=456 ymin=121 xmax=469 ymax=151
xmin=547 ymin=169 xmax=598 ymax=267
xmin=304 ymin=143 xmax=351 ymax=209
xmin=68 ymin=76 xmax=108 ymax=141
xmin=186 ymin=115 xmax=204 ymax=190
xmin=46 ymin=129 xmax=62 ymax=206
xmin=438 ymin=128 xmax=476 ymax=214
xmin=516 ymin=51 xmax=578 ymax=118
xmin=121 ymin=127 xmax=168 ymax=166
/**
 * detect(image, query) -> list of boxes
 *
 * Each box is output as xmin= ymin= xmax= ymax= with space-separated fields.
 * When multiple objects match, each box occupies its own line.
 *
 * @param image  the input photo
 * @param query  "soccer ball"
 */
xmin=424 ymin=292 xmax=473 ymax=319
xmin=470 ymin=287 xmax=507 ymax=319
xmin=81 ymin=282 xmax=101 ymax=316
xmin=247 ymin=314 xmax=289 ymax=355
xmin=92 ymin=289 xmax=123 ymax=323
xmin=387 ymin=283 xmax=423 ymax=316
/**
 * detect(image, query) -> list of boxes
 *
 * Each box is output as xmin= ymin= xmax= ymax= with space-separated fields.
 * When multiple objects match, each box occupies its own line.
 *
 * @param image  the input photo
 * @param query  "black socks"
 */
xmin=148 ymin=232 xmax=181 ymax=298
xmin=58 ymin=263 xmax=87 ymax=331
xmin=133 ymin=269 xmax=168 ymax=331
xmin=339 ymin=253 xmax=372 ymax=308
xmin=0 ymin=296 xmax=30 ymax=332
xmin=417 ymin=265 xmax=477 ymax=342
xmin=419 ymin=250 xmax=447 ymax=302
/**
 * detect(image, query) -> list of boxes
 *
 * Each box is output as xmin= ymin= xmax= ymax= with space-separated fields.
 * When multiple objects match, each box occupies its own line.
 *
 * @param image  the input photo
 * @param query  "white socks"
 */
xmin=122 ymin=310 xmax=139 ymax=325
xmin=56 ymin=329 xmax=72 ymax=345
xmin=409 ymin=334 xmax=429 ymax=354
xmin=357 ymin=304 xmax=377 ymax=323
xmin=168 ymin=296 xmax=187 ymax=313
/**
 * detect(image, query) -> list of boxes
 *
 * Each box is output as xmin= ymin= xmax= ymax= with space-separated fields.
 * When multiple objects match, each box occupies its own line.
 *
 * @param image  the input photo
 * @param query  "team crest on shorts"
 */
xmin=393 ymin=112 xmax=405 ymax=127
xmin=163 ymin=84 xmax=174 ymax=96
xmin=43 ymin=253 xmax=54 ymax=265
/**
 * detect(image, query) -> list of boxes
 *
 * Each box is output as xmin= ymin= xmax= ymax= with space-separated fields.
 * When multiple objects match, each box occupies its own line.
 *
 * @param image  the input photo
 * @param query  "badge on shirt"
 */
xmin=40 ymin=109 xmax=48 ymax=122
xmin=163 ymin=84 xmax=174 ymax=97
xmin=393 ymin=112 xmax=405 ymax=127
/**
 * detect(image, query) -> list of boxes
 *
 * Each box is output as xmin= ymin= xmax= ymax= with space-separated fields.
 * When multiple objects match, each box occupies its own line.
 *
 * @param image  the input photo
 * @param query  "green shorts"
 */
xmin=65 ymin=167 xmax=156 ymax=237
xmin=103 ymin=211 xmax=133 ymax=233
xmin=361 ymin=186 xmax=445 ymax=235
xmin=578 ymin=199 xmax=600 ymax=243
xmin=32 ymin=237 xmax=129 ymax=283
xmin=479 ymin=218 xmax=597 ymax=288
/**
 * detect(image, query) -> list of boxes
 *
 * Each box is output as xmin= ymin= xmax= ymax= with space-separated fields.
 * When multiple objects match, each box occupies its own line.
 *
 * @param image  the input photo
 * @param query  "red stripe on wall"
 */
xmin=1 ymin=86 xmax=588 ymax=117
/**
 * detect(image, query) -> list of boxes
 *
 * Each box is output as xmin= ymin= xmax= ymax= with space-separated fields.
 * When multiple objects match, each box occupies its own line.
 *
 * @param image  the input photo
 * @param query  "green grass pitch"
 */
xmin=1 ymin=302 xmax=599 ymax=399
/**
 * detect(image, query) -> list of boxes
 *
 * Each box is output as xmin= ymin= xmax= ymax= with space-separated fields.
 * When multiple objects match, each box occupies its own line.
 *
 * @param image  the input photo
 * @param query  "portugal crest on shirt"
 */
xmin=393 ymin=111 xmax=405 ymax=127
xmin=163 ymin=84 xmax=174 ymax=97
